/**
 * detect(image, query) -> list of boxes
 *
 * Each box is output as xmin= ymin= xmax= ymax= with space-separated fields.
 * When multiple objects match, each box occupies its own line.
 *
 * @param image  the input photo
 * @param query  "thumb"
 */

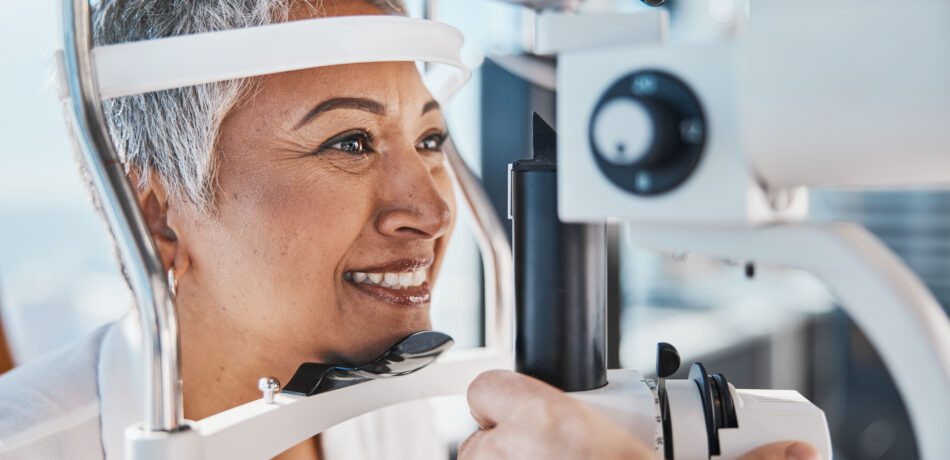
xmin=466 ymin=370 xmax=563 ymax=428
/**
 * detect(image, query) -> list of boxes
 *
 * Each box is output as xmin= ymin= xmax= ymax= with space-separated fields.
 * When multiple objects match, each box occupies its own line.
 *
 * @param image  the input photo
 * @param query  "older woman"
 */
xmin=0 ymin=0 xmax=818 ymax=459
xmin=1 ymin=0 xmax=451 ymax=458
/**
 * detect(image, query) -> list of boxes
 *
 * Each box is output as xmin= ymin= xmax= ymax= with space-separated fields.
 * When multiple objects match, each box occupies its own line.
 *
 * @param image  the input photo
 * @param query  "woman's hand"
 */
xmin=460 ymin=370 xmax=651 ymax=459
xmin=459 ymin=370 xmax=820 ymax=460
xmin=739 ymin=441 xmax=819 ymax=460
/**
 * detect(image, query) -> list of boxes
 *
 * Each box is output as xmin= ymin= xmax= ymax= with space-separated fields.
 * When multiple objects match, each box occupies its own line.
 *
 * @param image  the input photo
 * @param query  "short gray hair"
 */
xmin=92 ymin=0 xmax=406 ymax=212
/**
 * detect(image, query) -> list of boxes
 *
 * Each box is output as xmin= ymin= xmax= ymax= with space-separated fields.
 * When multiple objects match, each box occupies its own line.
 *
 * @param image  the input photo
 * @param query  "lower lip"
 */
xmin=346 ymin=279 xmax=432 ymax=306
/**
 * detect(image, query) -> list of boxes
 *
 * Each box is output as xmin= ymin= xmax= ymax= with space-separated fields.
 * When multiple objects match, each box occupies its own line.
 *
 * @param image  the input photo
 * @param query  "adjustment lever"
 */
xmin=656 ymin=342 xmax=680 ymax=420
xmin=656 ymin=342 xmax=680 ymax=460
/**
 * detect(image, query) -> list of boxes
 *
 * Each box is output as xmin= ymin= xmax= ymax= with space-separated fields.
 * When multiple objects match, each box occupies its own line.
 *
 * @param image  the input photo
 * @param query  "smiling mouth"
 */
xmin=344 ymin=260 xmax=432 ymax=306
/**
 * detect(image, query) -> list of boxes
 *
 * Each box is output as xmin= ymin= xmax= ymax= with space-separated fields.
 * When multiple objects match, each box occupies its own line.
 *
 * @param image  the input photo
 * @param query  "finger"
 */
xmin=458 ymin=429 xmax=487 ymax=460
xmin=738 ymin=441 xmax=819 ymax=460
xmin=459 ymin=428 xmax=506 ymax=460
xmin=466 ymin=370 xmax=563 ymax=428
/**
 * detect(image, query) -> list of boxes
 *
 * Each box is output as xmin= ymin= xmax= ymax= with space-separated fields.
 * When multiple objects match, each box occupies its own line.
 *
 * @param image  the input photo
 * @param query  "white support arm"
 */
xmin=627 ymin=222 xmax=950 ymax=460
xmin=127 ymin=350 xmax=512 ymax=460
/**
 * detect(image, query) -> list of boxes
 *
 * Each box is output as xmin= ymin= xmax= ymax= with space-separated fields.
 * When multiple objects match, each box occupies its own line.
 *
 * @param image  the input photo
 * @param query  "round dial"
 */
xmin=588 ymin=70 xmax=706 ymax=196
xmin=592 ymin=98 xmax=655 ymax=166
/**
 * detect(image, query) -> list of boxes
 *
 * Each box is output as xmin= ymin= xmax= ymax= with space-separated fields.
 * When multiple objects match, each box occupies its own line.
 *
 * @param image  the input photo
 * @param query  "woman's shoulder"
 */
xmin=0 ymin=324 xmax=111 ymax=459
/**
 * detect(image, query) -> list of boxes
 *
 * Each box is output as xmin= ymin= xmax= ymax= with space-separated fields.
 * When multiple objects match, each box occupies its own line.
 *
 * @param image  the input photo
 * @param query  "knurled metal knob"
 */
xmin=258 ymin=377 xmax=281 ymax=404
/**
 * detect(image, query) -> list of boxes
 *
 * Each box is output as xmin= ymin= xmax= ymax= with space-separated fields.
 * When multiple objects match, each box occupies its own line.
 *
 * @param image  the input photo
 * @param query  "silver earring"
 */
xmin=167 ymin=267 xmax=179 ymax=297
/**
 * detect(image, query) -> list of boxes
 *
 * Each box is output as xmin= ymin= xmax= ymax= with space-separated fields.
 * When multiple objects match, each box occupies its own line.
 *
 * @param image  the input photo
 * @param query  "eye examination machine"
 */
xmin=52 ymin=0 xmax=950 ymax=458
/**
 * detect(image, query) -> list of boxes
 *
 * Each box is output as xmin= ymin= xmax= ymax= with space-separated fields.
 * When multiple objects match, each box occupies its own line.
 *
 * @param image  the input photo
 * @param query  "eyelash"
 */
xmin=316 ymin=129 xmax=448 ymax=156
xmin=417 ymin=131 xmax=448 ymax=152
xmin=318 ymin=129 xmax=376 ymax=156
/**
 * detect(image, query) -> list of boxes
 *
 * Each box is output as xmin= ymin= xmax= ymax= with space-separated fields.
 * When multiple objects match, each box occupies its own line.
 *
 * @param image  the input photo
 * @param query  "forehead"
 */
xmin=291 ymin=0 xmax=395 ymax=21
xmin=258 ymin=61 xmax=431 ymax=111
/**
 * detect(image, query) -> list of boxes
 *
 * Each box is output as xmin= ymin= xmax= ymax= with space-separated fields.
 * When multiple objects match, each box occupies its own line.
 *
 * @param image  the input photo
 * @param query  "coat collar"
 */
xmin=97 ymin=313 xmax=145 ymax=459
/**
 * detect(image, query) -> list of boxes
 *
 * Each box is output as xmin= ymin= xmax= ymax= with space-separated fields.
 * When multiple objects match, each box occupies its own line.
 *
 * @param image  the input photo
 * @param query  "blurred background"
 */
xmin=1 ymin=1 xmax=947 ymax=459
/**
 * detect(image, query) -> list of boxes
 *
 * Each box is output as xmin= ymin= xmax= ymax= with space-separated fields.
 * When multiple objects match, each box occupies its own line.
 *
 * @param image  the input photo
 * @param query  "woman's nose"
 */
xmin=375 ymin=152 xmax=452 ymax=240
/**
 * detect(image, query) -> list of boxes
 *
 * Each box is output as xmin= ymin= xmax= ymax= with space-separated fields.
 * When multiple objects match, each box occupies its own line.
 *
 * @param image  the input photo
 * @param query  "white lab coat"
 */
xmin=0 ymin=313 xmax=446 ymax=459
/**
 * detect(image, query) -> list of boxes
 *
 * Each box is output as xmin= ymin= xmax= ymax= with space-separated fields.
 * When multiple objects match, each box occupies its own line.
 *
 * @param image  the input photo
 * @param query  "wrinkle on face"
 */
xmin=165 ymin=0 xmax=456 ymax=429
xmin=182 ymin=57 xmax=455 ymax=367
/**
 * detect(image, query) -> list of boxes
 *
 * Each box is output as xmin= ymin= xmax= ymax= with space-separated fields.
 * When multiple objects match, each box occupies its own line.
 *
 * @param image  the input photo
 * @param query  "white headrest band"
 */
xmin=91 ymin=15 xmax=471 ymax=102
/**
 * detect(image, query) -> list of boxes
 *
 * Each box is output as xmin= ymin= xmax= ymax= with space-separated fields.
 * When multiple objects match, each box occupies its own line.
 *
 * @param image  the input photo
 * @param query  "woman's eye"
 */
xmin=337 ymin=137 xmax=363 ymax=152
xmin=320 ymin=131 xmax=373 ymax=155
xmin=417 ymin=132 xmax=447 ymax=151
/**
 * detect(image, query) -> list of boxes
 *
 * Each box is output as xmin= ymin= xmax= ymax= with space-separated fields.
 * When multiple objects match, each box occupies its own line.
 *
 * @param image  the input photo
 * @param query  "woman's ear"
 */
xmin=130 ymin=171 xmax=191 ymax=277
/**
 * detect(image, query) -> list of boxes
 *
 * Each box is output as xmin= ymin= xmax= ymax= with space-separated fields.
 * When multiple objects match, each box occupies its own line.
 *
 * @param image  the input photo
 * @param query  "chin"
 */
xmin=338 ymin=313 xmax=432 ymax=365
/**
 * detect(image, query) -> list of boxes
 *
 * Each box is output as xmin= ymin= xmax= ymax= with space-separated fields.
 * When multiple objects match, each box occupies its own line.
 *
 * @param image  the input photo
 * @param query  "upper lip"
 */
xmin=345 ymin=258 xmax=432 ymax=274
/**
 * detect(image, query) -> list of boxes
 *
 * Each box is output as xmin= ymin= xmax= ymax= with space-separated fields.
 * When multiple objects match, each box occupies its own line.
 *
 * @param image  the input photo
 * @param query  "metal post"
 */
xmin=61 ymin=0 xmax=184 ymax=432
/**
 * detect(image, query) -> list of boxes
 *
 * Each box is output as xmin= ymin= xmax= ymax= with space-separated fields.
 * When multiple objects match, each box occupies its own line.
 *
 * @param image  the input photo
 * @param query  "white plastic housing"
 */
xmin=557 ymin=42 xmax=798 ymax=225
xmin=572 ymin=369 xmax=832 ymax=460
xmin=571 ymin=369 xmax=663 ymax=458
xmin=557 ymin=1 xmax=950 ymax=225
xmin=666 ymin=380 xmax=709 ymax=459
xmin=717 ymin=387 xmax=831 ymax=460
xmin=741 ymin=0 xmax=950 ymax=189
xmin=533 ymin=10 xmax=668 ymax=55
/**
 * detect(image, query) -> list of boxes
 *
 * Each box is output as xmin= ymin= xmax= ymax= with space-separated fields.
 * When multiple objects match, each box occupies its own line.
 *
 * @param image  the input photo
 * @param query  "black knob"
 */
xmin=636 ymin=98 xmax=677 ymax=168
xmin=656 ymin=342 xmax=681 ymax=378
xmin=689 ymin=362 xmax=740 ymax=456
xmin=656 ymin=342 xmax=681 ymax=460
xmin=587 ymin=71 xmax=706 ymax=196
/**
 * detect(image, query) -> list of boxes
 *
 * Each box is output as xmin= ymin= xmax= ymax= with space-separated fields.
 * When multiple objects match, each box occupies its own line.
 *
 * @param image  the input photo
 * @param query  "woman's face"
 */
xmin=172 ymin=3 xmax=456 ymax=366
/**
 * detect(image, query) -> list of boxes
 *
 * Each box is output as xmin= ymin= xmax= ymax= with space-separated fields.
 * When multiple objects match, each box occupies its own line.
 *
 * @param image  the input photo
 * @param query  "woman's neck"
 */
xmin=178 ymin=302 xmax=304 ymax=420
xmin=176 ymin=298 xmax=322 ymax=459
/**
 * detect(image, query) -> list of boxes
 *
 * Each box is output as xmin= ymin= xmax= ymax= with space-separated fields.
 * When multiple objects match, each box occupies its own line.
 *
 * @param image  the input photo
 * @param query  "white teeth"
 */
xmin=346 ymin=268 xmax=429 ymax=288
xmin=413 ymin=269 xmax=427 ymax=285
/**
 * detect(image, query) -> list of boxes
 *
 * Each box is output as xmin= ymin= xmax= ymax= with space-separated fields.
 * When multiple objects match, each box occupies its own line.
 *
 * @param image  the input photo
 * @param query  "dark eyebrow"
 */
xmin=422 ymin=99 xmax=440 ymax=115
xmin=294 ymin=97 xmax=386 ymax=130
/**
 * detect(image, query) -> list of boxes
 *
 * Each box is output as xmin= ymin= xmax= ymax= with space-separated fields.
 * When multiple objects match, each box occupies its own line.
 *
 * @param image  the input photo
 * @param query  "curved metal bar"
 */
xmin=61 ymin=0 xmax=183 ymax=431
xmin=445 ymin=139 xmax=514 ymax=353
